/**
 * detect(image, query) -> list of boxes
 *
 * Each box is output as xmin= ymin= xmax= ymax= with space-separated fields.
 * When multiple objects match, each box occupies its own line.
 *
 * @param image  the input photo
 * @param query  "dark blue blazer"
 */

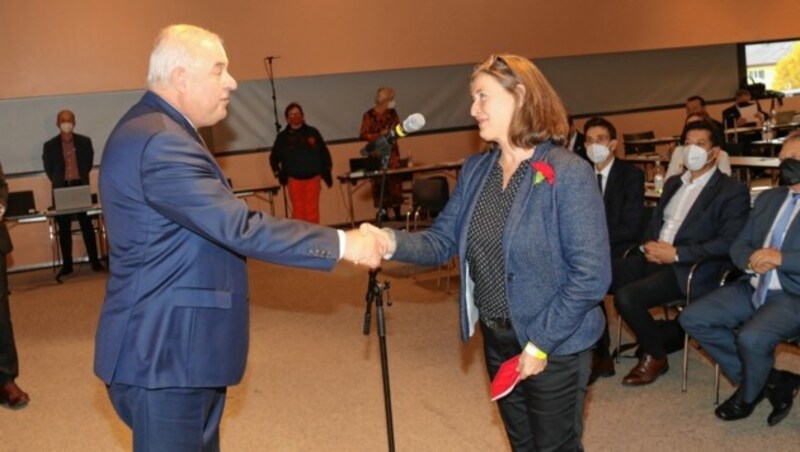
xmin=94 ymin=92 xmax=340 ymax=389
xmin=730 ymin=186 xmax=800 ymax=296
xmin=392 ymin=142 xmax=611 ymax=356
xmin=602 ymin=159 xmax=645 ymax=258
xmin=645 ymin=170 xmax=750 ymax=296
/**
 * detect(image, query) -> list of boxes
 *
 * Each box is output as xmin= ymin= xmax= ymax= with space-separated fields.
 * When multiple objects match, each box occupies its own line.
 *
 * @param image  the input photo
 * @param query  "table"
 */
xmin=337 ymin=161 xmax=463 ymax=227
xmin=233 ymin=185 xmax=281 ymax=216
xmin=625 ymin=136 xmax=679 ymax=146
xmin=729 ymin=156 xmax=780 ymax=186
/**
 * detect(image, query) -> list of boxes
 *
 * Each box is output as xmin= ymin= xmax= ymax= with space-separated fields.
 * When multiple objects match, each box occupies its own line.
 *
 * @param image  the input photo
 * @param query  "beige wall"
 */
xmin=5 ymin=1 xmax=800 ymax=270
xmin=3 ymin=0 xmax=799 ymax=99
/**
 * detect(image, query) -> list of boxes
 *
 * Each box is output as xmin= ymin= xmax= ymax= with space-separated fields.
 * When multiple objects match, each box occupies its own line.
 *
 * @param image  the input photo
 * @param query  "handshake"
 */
xmin=341 ymin=223 xmax=397 ymax=268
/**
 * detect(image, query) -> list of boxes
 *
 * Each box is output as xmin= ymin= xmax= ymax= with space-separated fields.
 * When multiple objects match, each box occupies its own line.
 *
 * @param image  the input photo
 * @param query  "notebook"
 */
xmin=53 ymin=185 xmax=93 ymax=211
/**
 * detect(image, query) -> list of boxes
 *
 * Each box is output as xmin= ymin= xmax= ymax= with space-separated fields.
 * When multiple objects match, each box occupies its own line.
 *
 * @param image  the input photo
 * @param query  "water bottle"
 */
xmin=762 ymin=111 xmax=773 ymax=142
xmin=653 ymin=159 xmax=664 ymax=193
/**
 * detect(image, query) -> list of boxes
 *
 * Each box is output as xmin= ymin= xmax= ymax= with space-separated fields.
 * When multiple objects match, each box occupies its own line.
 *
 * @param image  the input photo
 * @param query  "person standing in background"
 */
xmin=42 ymin=109 xmax=104 ymax=282
xmin=270 ymin=103 xmax=333 ymax=224
xmin=360 ymin=87 xmax=404 ymax=221
xmin=0 ymin=161 xmax=30 ymax=409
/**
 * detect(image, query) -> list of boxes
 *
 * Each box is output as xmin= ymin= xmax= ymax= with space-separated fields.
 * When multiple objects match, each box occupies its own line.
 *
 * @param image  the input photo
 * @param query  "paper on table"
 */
xmin=490 ymin=354 xmax=521 ymax=401
xmin=737 ymin=103 xmax=759 ymax=123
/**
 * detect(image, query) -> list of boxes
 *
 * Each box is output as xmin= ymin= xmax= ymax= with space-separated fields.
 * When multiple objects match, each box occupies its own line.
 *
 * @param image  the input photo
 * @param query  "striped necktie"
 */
xmin=752 ymin=192 xmax=800 ymax=308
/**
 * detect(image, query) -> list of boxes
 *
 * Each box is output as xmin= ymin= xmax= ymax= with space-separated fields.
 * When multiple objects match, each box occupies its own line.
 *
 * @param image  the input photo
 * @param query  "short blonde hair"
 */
xmin=472 ymin=54 xmax=568 ymax=148
xmin=146 ymin=24 xmax=222 ymax=89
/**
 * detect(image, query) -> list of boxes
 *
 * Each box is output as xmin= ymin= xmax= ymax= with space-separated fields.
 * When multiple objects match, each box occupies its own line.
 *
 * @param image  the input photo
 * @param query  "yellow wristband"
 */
xmin=524 ymin=342 xmax=548 ymax=359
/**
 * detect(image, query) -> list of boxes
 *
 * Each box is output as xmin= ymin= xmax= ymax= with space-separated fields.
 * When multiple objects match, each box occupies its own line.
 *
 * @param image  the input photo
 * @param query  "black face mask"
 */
xmin=779 ymin=158 xmax=800 ymax=186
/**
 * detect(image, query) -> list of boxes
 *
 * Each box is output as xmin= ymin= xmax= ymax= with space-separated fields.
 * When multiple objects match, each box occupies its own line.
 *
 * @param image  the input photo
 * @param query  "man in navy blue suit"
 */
xmin=95 ymin=24 xmax=386 ymax=451
xmin=681 ymin=131 xmax=800 ymax=426
xmin=582 ymin=117 xmax=645 ymax=384
xmin=613 ymin=121 xmax=750 ymax=386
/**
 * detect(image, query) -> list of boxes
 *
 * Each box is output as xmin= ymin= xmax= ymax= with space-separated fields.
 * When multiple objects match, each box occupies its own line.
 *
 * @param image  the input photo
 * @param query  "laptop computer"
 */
xmin=349 ymin=157 xmax=380 ymax=173
xmin=53 ymin=185 xmax=93 ymax=211
xmin=4 ymin=191 xmax=37 ymax=217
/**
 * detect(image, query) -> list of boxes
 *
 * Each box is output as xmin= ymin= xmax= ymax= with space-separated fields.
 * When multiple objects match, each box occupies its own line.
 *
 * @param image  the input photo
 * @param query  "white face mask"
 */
xmin=59 ymin=122 xmax=74 ymax=134
xmin=683 ymin=144 xmax=709 ymax=171
xmin=387 ymin=100 xmax=396 ymax=109
xmin=586 ymin=143 xmax=610 ymax=164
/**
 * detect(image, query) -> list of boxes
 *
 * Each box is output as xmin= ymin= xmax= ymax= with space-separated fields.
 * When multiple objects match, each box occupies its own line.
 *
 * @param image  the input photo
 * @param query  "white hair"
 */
xmin=146 ymin=24 xmax=222 ymax=89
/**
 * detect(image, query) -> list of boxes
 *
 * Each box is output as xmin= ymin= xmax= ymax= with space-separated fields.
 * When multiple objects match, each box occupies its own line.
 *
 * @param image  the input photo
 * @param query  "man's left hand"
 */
xmin=643 ymin=240 xmax=677 ymax=265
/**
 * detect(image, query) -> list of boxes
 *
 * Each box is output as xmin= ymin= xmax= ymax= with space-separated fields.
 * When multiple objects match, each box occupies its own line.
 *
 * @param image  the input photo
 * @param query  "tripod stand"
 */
xmin=263 ymin=55 xmax=289 ymax=218
xmin=362 ymin=145 xmax=397 ymax=452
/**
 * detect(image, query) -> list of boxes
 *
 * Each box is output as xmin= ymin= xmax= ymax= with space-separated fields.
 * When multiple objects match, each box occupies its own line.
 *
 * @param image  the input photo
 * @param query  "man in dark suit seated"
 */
xmin=722 ymin=88 xmax=766 ymax=129
xmin=685 ymin=95 xmax=723 ymax=131
xmin=582 ymin=117 xmax=646 ymax=383
xmin=680 ymin=131 xmax=800 ymax=426
xmin=613 ymin=121 xmax=750 ymax=386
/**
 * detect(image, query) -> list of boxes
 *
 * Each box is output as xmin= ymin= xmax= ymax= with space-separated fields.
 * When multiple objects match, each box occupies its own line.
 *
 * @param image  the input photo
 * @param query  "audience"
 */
xmin=666 ymin=114 xmax=732 ymax=179
xmin=685 ymin=95 xmax=723 ymax=130
xmin=722 ymin=88 xmax=766 ymax=129
xmin=582 ymin=117 xmax=646 ymax=384
xmin=567 ymin=115 xmax=589 ymax=163
xmin=680 ymin=131 xmax=800 ymax=426
xmin=612 ymin=120 xmax=750 ymax=386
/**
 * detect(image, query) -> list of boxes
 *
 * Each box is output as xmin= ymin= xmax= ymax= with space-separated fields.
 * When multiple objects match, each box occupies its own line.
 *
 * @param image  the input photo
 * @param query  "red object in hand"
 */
xmin=490 ymin=354 xmax=522 ymax=401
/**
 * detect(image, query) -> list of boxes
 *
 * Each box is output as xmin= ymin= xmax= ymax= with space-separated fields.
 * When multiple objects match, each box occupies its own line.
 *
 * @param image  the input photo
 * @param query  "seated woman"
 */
xmin=665 ymin=114 xmax=731 ymax=179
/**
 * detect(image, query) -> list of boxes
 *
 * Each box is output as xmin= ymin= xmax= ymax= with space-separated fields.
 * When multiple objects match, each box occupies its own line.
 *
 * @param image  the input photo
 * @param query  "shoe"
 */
xmin=589 ymin=355 xmax=616 ymax=385
xmin=715 ymin=388 xmax=763 ymax=421
xmin=0 ymin=381 xmax=30 ymax=409
xmin=766 ymin=370 xmax=800 ymax=426
xmin=55 ymin=266 xmax=74 ymax=284
xmin=621 ymin=354 xmax=669 ymax=386
xmin=91 ymin=261 xmax=105 ymax=272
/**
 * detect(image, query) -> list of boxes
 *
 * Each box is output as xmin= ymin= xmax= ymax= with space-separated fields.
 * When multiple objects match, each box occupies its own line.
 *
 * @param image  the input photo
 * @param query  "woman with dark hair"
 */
xmin=368 ymin=54 xmax=611 ymax=451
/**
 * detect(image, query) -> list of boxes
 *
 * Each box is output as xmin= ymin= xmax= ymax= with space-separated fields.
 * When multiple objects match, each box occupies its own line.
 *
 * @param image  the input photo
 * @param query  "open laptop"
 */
xmin=53 ymin=185 xmax=93 ymax=211
xmin=4 ymin=191 xmax=37 ymax=218
xmin=349 ymin=157 xmax=380 ymax=173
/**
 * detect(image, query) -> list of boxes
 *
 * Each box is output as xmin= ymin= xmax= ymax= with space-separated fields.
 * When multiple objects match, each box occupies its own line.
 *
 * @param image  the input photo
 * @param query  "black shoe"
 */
xmin=715 ymin=388 xmax=763 ymax=421
xmin=91 ymin=261 xmax=105 ymax=272
xmin=55 ymin=267 xmax=73 ymax=284
xmin=766 ymin=370 xmax=800 ymax=427
xmin=589 ymin=355 xmax=616 ymax=385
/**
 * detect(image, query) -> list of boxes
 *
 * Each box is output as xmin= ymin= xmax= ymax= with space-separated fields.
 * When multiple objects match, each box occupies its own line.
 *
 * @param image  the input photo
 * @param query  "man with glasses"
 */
xmin=612 ymin=121 xmax=750 ymax=386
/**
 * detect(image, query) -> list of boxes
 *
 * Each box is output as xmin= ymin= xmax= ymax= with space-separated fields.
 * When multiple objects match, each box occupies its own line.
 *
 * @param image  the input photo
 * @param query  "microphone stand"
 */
xmin=362 ymin=145 xmax=396 ymax=452
xmin=263 ymin=56 xmax=289 ymax=218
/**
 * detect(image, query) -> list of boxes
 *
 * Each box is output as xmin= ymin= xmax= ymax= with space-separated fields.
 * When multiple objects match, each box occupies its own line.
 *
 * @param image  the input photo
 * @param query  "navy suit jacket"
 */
xmin=42 ymin=133 xmax=94 ymax=187
xmin=644 ymin=170 xmax=750 ymax=296
xmin=730 ymin=186 xmax=800 ymax=296
xmin=602 ymin=159 xmax=645 ymax=258
xmin=95 ymin=92 xmax=340 ymax=389
xmin=392 ymin=142 xmax=611 ymax=356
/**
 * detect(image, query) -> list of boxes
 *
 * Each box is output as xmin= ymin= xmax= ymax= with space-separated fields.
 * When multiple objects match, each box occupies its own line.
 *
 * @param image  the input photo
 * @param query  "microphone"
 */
xmin=360 ymin=113 xmax=426 ymax=156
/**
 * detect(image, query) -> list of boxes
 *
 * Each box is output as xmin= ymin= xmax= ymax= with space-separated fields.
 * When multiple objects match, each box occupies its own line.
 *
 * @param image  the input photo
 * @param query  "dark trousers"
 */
xmin=680 ymin=281 xmax=800 ymax=402
xmin=108 ymin=383 xmax=227 ymax=452
xmin=481 ymin=322 xmax=591 ymax=452
xmin=55 ymin=212 xmax=100 ymax=268
xmin=613 ymin=255 xmax=684 ymax=359
xmin=0 ymin=255 xmax=19 ymax=383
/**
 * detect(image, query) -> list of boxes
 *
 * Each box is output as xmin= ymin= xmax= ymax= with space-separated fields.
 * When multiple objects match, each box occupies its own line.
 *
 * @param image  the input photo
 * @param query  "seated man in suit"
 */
xmin=680 ymin=131 xmax=800 ymax=426
xmin=613 ymin=121 xmax=750 ymax=386
xmin=582 ymin=117 xmax=646 ymax=383
xmin=722 ymin=88 xmax=766 ymax=129
xmin=685 ymin=95 xmax=723 ymax=131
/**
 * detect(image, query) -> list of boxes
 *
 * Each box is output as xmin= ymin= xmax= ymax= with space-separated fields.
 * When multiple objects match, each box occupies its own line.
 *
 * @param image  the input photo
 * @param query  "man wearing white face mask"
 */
xmin=42 ymin=109 xmax=104 ymax=282
xmin=665 ymin=115 xmax=732 ymax=179
xmin=583 ymin=117 xmax=645 ymax=384
xmin=612 ymin=120 xmax=750 ymax=386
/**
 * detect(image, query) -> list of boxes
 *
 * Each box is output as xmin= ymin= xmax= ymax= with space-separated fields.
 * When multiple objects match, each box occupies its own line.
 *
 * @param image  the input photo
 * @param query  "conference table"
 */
xmin=337 ymin=161 xmax=463 ymax=227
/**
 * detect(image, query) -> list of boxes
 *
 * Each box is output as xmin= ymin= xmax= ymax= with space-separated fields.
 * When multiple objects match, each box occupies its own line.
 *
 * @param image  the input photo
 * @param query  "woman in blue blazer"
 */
xmin=379 ymin=55 xmax=611 ymax=451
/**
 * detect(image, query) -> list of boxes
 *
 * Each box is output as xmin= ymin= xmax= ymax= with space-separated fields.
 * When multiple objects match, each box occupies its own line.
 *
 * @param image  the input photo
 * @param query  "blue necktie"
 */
xmin=752 ymin=193 xmax=800 ymax=308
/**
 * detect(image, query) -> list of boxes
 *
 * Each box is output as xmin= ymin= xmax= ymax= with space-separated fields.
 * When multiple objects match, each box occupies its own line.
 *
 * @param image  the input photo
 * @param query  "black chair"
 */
xmin=409 ymin=176 xmax=454 ymax=291
xmin=623 ymin=131 xmax=656 ymax=155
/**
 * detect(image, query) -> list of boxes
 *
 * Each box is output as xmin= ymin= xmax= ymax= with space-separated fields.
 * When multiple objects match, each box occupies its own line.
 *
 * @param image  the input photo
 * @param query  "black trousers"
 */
xmin=613 ymin=255 xmax=684 ymax=358
xmin=55 ymin=212 xmax=100 ymax=268
xmin=481 ymin=322 xmax=591 ymax=452
xmin=0 ymin=254 xmax=19 ymax=383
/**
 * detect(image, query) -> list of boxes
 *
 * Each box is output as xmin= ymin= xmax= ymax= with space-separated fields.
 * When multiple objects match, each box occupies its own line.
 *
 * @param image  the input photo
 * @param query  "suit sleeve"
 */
xmin=42 ymin=141 xmax=55 ymax=182
xmin=140 ymin=131 xmax=339 ymax=270
xmin=729 ymin=194 xmax=763 ymax=271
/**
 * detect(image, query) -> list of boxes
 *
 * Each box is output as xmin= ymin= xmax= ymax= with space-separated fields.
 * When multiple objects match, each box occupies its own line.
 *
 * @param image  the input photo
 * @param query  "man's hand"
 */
xmin=749 ymin=248 xmax=783 ymax=274
xmin=643 ymin=240 xmax=677 ymax=265
xmin=359 ymin=222 xmax=396 ymax=257
xmin=341 ymin=223 xmax=392 ymax=268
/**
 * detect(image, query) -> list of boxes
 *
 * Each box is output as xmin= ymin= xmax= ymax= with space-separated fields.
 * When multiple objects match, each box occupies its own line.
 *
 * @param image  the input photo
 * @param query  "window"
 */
xmin=739 ymin=38 xmax=800 ymax=97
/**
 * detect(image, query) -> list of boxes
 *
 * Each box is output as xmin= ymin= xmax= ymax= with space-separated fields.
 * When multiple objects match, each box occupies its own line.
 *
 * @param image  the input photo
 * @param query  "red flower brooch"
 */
xmin=531 ymin=161 xmax=555 ymax=185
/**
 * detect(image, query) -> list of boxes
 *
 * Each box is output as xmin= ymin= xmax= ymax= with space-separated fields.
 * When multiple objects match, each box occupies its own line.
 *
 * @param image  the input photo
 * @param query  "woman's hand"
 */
xmin=518 ymin=351 xmax=547 ymax=379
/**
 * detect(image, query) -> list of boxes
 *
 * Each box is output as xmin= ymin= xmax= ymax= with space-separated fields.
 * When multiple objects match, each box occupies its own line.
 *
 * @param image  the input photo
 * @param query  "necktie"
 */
xmin=752 ymin=193 xmax=800 ymax=308
xmin=597 ymin=173 xmax=603 ymax=193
